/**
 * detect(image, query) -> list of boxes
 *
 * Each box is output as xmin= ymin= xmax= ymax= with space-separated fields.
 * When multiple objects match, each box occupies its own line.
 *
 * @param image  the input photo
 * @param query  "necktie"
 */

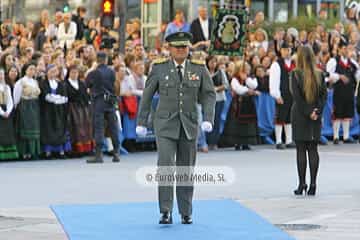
xmin=177 ymin=65 xmax=183 ymax=82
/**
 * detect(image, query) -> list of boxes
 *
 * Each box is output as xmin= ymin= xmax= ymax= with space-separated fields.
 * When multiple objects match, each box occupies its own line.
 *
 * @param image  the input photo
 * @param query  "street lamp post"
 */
xmin=340 ymin=0 xmax=344 ymax=21
xmin=118 ymin=0 xmax=127 ymax=54
xmin=292 ymin=0 xmax=298 ymax=18
xmin=316 ymin=0 xmax=321 ymax=17
xmin=268 ymin=0 xmax=274 ymax=21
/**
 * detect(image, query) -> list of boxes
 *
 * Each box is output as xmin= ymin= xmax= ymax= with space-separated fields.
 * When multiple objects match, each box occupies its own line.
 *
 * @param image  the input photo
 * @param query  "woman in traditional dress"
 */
xmin=65 ymin=65 xmax=94 ymax=156
xmin=221 ymin=61 xmax=260 ymax=150
xmin=0 ymin=68 xmax=18 ymax=160
xmin=39 ymin=64 xmax=71 ymax=159
xmin=13 ymin=62 xmax=41 ymax=160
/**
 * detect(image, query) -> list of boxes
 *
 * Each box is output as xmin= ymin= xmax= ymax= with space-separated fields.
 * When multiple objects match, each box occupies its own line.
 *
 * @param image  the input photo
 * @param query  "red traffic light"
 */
xmin=102 ymin=0 xmax=114 ymax=14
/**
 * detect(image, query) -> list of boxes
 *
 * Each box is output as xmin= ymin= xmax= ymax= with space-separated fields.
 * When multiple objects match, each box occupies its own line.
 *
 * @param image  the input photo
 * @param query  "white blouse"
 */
xmin=0 ymin=84 xmax=14 ymax=117
xmin=45 ymin=79 xmax=68 ymax=105
xmin=269 ymin=59 xmax=292 ymax=99
xmin=68 ymin=78 xmax=79 ymax=90
xmin=231 ymin=77 xmax=258 ymax=96
xmin=326 ymin=57 xmax=360 ymax=83
xmin=120 ymin=73 xmax=144 ymax=97
xmin=13 ymin=76 xmax=39 ymax=106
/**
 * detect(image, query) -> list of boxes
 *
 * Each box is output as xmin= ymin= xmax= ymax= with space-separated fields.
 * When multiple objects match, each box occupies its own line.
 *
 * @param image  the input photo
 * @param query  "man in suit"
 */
xmin=190 ymin=6 xmax=213 ymax=50
xmin=86 ymin=52 xmax=120 ymax=163
xmin=136 ymin=32 xmax=216 ymax=224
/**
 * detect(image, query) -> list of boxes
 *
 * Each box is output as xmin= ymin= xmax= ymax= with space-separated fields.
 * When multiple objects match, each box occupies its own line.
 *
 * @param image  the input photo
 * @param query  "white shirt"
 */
xmin=199 ymin=18 xmax=209 ymax=40
xmin=68 ymin=78 xmax=79 ymax=90
xmin=269 ymin=59 xmax=292 ymax=99
xmin=57 ymin=21 xmax=77 ymax=49
xmin=49 ymin=79 xmax=58 ymax=90
xmin=173 ymin=60 xmax=186 ymax=78
xmin=326 ymin=56 xmax=360 ymax=83
xmin=120 ymin=73 xmax=143 ymax=97
xmin=231 ymin=77 xmax=258 ymax=96
xmin=13 ymin=76 xmax=39 ymax=106
xmin=0 ymin=84 xmax=14 ymax=117
xmin=45 ymin=79 xmax=68 ymax=105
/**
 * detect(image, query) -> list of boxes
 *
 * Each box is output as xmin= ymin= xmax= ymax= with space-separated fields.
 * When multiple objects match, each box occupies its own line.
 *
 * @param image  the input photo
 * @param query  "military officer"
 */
xmin=137 ymin=32 xmax=216 ymax=225
xmin=86 ymin=51 xmax=121 ymax=163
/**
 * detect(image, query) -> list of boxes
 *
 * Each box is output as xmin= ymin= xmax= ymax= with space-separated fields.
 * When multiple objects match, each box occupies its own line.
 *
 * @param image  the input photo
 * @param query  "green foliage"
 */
xmin=254 ymin=16 xmax=339 ymax=37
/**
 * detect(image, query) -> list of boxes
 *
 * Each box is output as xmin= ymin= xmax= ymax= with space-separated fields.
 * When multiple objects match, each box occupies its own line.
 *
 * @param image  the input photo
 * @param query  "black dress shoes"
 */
xmin=343 ymin=138 xmax=356 ymax=144
xmin=276 ymin=144 xmax=286 ymax=150
xmin=242 ymin=145 xmax=251 ymax=150
xmin=286 ymin=142 xmax=296 ymax=148
xmin=333 ymin=139 xmax=339 ymax=145
xmin=294 ymin=184 xmax=308 ymax=196
xmin=181 ymin=215 xmax=193 ymax=224
xmin=112 ymin=152 xmax=120 ymax=162
xmin=159 ymin=212 xmax=172 ymax=224
xmin=87 ymin=147 xmax=104 ymax=163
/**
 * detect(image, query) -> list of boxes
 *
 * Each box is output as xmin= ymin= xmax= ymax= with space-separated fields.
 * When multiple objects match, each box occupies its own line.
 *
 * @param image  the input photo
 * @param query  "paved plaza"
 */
xmin=0 ymin=144 xmax=359 ymax=239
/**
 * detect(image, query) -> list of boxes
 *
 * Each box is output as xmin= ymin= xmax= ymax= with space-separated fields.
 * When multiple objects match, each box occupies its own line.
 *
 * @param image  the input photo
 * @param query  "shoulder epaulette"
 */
xmin=152 ymin=58 xmax=169 ymax=65
xmin=190 ymin=59 xmax=205 ymax=65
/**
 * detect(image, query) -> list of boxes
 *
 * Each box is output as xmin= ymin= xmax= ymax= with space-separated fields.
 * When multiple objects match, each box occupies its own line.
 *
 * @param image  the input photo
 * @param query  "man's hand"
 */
xmin=201 ymin=121 xmax=213 ymax=132
xmin=276 ymin=97 xmax=284 ymax=105
xmin=203 ymin=40 xmax=211 ymax=47
xmin=136 ymin=126 xmax=147 ymax=137
xmin=310 ymin=109 xmax=319 ymax=121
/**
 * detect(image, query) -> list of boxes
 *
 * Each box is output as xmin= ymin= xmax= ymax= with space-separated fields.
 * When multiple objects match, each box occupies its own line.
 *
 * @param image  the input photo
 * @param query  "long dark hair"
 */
xmin=296 ymin=45 xmax=321 ymax=104
xmin=206 ymin=55 xmax=218 ymax=73
xmin=5 ymin=64 xmax=20 ymax=87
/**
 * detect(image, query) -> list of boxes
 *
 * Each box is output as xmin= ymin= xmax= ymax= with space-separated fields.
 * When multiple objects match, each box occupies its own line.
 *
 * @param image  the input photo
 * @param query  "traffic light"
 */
xmin=101 ymin=0 xmax=115 ymax=28
xmin=103 ymin=0 xmax=114 ymax=14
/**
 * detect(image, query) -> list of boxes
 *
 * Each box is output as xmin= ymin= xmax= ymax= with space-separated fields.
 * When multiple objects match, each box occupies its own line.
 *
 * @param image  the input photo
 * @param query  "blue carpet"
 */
xmin=51 ymin=200 xmax=294 ymax=240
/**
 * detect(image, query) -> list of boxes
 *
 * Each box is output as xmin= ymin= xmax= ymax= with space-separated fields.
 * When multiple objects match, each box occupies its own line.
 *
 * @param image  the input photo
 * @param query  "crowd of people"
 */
xmin=1 ymin=5 xmax=360 ymax=161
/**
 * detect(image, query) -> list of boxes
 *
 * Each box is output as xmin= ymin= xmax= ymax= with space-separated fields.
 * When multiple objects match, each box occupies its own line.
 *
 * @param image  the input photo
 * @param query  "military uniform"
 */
xmin=137 ymin=33 xmax=216 ymax=221
xmin=86 ymin=52 xmax=120 ymax=163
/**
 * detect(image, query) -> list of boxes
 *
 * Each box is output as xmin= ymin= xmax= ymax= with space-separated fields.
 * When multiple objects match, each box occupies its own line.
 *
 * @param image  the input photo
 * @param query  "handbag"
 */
xmin=122 ymin=96 xmax=138 ymax=119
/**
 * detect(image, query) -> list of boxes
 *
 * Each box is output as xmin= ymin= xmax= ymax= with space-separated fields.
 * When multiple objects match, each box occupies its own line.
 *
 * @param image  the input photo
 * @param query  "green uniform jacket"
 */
xmin=137 ymin=59 xmax=216 ymax=140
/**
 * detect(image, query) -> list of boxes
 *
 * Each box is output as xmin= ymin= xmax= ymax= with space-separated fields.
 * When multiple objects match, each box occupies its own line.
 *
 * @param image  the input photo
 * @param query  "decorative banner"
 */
xmin=209 ymin=8 xmax=249 ymax=56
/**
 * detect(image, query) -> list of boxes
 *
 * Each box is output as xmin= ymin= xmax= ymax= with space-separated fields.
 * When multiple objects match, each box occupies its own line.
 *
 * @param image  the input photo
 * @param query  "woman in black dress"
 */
xmin=65 ymin=65 xmax=94 ymax=156
xmin=39 ymin=64 xmax=71 ymax=159
xmin=290 ymin=45 xmax=327 ymax=196
xmin=221 ymin=61 xmax=260 ymax=150
xmin=0 ymin=68 xmax=18 ymax=160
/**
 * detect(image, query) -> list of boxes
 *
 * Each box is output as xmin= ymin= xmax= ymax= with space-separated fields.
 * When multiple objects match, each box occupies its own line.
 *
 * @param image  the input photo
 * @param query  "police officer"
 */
xmin=136 ymin=32 xmax=216 ymax=224
xmin=86 ymin=51 xmax=120 ymax=163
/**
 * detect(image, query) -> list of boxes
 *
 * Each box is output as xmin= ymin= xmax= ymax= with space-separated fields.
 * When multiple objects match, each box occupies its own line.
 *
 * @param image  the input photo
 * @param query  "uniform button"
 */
xmin=180 ymin=109 xmax=183 ymax=113
xmin=166 ymin=84 xmax=169 ymax=87
xmin=180 ymin=93 xmax=183 ymax=96
xmin=180 ymin=85 xmax=183 ymax=88
xmin=180 ymin=101 xmax=183 ymax=105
